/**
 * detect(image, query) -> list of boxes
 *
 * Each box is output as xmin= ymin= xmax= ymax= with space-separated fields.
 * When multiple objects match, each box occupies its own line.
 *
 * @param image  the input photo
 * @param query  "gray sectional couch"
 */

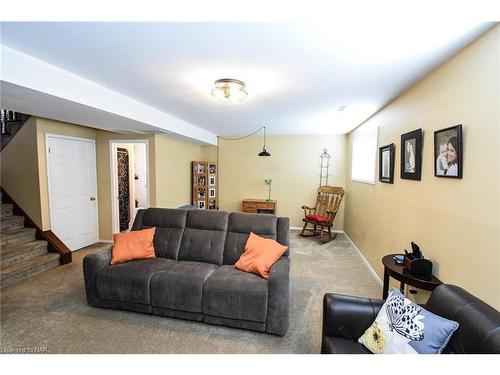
xmin=83 ymin=208 xmax=291 ymax=336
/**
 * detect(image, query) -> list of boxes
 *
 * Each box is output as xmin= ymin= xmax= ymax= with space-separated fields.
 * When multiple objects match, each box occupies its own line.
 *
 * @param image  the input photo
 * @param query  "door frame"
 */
xmin=109 ymin=139 xmax=150 ymax=234
xmin=45 ymin=133 xmax=99 ymax=250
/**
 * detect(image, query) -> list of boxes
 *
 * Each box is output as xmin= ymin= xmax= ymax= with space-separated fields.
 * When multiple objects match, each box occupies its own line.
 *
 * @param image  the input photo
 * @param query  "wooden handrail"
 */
xmin=1 ymin=187 xmax=72 ymax=264
xmin=1 ymin=113 xmax=31 ymax=151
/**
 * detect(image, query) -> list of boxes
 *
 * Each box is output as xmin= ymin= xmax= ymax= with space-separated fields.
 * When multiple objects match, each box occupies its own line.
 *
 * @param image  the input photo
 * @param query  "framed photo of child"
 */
xmin=400 ymin=129 xmax=423 ymax=180
xmin=434 ymin=124 xmax=463 ymax=178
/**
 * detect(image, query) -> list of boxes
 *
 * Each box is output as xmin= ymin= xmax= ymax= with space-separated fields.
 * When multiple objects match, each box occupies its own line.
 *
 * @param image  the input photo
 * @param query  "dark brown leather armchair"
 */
xmin=321 ymin=284 xmax=500 ymax=354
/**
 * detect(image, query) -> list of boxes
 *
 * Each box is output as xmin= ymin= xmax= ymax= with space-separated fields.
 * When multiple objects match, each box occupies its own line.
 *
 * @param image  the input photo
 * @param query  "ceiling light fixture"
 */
xmin=211 ymin=78 xmax=248 ymax=104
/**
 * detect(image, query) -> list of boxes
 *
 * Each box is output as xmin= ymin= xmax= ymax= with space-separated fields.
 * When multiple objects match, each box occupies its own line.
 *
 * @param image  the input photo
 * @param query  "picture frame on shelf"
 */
xmin=401 ymin=129 xmax=423 ymax=180
xmin=379 ymin=143 xmax=395 ymax=183
xmin=434 ymin=124 xmax=463 ymax=179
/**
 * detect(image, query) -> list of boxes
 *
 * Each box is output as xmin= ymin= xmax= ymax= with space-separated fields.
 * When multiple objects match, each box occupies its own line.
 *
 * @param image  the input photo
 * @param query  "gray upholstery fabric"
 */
xmin=204 ymin=315 xmax=266 ymax=333
xmin=203 ymin=265 xmax=268 ymax=322
xmin=266 ymin=257 xmax=291 ymax=336
xmin=82 ymin=247 xmax=112 ymax=306
xmin=83 ymin=208 xmax=291 ymax=335
xmin=223 ymin=212 xmax=278 ymax=265
xmin=99 ymin=299 xmax=152 ymax=314
xmin=277 ymin=217 xmax=290 ymax=256
xmin=96 ymin=258 xmax=176 ymax=304
xmin=132 ymin=208 xmax=187 ymax=260
xmin=150 ymin=261 xmax=218 ymax=312
xmin=152 ymin=306 xmax=203 ymax=322
xmin=178 ymin=210 xmax=228 ymax=265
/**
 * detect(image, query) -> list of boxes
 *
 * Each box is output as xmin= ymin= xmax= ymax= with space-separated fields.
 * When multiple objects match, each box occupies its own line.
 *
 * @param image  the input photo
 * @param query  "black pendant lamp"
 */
xmin=257 ymin=126 xmax=271 ymax=157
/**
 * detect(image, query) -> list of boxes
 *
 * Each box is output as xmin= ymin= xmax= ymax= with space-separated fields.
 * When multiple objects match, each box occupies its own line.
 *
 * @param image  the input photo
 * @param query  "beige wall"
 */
xmin=36 ymin=118 xmax=98 ymax=231
xmin=154 ymin=134 xmax=202 ymax=209
xmin=0 ymin=117 xmax=42 ymax=227
xmin=344 ymin=26 xmax=500 ymax=309
xmin=217 ymin=135 xmax=347 ymax=228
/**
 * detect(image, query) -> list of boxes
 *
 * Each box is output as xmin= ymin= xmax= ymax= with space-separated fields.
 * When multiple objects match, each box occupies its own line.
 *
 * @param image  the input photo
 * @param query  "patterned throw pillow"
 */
xmin=358 ymin=289 xmax=459 ymax=354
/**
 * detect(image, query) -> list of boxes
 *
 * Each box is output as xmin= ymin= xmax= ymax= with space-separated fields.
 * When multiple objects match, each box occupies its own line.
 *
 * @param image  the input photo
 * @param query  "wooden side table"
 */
xmin=242 ymin=199 xmax=276 ymax=214
xmin=382 ymin=254 xmax=442 ymax=299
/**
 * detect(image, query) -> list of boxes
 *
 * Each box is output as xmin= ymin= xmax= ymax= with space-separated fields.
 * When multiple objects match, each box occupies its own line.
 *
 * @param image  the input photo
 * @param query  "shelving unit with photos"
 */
xmin=191 ymin=161 xmax=217 ymax=210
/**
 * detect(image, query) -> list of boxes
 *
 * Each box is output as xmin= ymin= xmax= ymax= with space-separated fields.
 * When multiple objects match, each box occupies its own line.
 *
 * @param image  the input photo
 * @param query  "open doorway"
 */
xmin=110 ymin=140 xmax=149 ymax=234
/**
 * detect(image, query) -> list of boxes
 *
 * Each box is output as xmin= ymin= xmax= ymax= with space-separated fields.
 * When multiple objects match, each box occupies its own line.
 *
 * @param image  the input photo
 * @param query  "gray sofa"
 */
xmin=83 ymin=208 xmax=291 ymax=336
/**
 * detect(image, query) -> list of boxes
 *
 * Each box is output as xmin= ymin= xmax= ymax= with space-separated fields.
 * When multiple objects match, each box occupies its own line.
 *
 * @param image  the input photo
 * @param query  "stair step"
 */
xmin=1 ymin=215 xmax=25 ymax=232
xmin=0 ymin=227 xmax=36 ymax=247
xmin=1 ymin=240 xmax=48 ymax=268
xmin=0 ymin=252 xmax=60 ymax=288
xmin=1 ymin=203 xmax=13 ymax=217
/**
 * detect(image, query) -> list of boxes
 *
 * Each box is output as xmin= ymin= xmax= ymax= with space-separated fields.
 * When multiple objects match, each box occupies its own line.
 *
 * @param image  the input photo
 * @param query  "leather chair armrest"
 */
xmin=266 ymin=257 xmax=291 ymax=336
xmin=82 ymin=246 xmax=112 ymax=306
xmin=322 ymin=293 xmax=384 ymax=341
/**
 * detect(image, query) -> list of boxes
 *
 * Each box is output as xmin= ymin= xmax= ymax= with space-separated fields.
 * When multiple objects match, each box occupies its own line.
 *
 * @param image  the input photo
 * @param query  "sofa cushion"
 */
xmin=223 ymin=212 xmax=278 ymax=265
xmin=133 ymin=208 xmax=187 ymax=260
xmin=322 ymin=336 xmax=371 ymax=354
xmin=150 ymin=261 xmax=219 ymax=313
xmin=235 ymin=232 xmax=288 ymax=279
xmin=178 ymin=210 xmax=229 ymax=265
xmin=203 ymin=265 xmax=268 ymax=322
xmin=111 ymin=227 xmax=156 ymax=265
xmin=96 ymin=258 xmax=176 ymax=304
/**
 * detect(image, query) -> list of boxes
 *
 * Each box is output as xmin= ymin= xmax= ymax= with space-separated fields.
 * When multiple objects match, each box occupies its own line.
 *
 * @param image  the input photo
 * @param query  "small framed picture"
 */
xmin=379 ymin=143 xmax=395 ymax=183
xmin=208 ymin=163 xmax=216 ymax=174
xmin=401 ymin=129 xmax=423 ymax=180
xmin=209 ymin=176 xmax=216 ymax=186
xmin=208 ymin=199 xmax=216 ymax=210
xmin=198 ymin=188 xmax=206 ymax=199
xmin=197 ymin=163 xmax=206 ymax=174
xmin=197 ymin=176 xmax=206 ymax=186
xmin=209 ymin=188 xmax=216 ymax=198
xmin=434 ymin=124 xmax=462 ymax=178
xmin=198 ymin=200 xmax=205 ymax=209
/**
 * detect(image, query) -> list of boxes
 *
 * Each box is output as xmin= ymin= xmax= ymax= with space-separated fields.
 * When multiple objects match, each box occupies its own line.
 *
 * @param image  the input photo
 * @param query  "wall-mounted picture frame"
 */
xmin=198 ymin=200 xmax=205 ymax=209
xmin=434 ymin=124 xmax=462 ymax=178
xmin=401 ymin=128 xmax=423 ymax=180
xmin=197 ymin=188 xmax=206 ymax=199
xmin=209 ymin=188 xmax=216 ymax=198
xmin=379 ymin=143 xmax=395 ymax=183
xmin=197 ymin=176 xmax=206 ymax=186
xmin=209 ymin=176 xmax=216 ymax=186
xmin=208 ymin=163 xmax=216 ymax=174
xmin=208 ymin=199 xmax=216 ymax=210
xmin=197 ymin=163 xmax=206 ymax=174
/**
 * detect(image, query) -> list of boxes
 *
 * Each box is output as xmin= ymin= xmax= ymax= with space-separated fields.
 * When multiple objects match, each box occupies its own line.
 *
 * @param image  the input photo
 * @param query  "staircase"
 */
xmin=1 ymin=192 xmax=60 ymax=288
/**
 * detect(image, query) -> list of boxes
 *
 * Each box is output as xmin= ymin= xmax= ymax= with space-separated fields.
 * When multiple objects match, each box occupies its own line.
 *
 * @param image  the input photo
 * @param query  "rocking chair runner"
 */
xmin=301 ymin=186 xmax=345 ymax=243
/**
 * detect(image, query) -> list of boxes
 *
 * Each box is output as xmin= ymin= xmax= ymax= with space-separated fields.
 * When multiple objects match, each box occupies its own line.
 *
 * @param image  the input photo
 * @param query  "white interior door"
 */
xmin=47 ymin=135 xmax=98 ymax=251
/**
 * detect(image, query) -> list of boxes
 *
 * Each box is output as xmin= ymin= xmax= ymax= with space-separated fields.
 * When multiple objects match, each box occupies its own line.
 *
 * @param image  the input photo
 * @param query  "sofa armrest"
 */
xmin=82 ymin=246 xmax=112 ymax=306
xmin=322 ymin=293 xmax=384 ymax=343
xmin=266 ymin=256 xmax=290 ymax=336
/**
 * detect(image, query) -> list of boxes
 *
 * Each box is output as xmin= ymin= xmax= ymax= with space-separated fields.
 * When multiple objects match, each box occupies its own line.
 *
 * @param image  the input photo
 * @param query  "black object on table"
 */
xmin=382 ymin=253 xmax=442 ymax=300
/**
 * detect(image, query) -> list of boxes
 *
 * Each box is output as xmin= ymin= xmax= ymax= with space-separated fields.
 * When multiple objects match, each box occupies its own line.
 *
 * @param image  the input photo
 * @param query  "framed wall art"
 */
xmin=379 ymin=143 xmax=395 ymax=183
xmin=434 ymin=124 xmax=462 ymax=179
xmin=400 ymin=129 xmax=423 ymax=180
xmin=192 ymin=161 xmax=217 ymax=209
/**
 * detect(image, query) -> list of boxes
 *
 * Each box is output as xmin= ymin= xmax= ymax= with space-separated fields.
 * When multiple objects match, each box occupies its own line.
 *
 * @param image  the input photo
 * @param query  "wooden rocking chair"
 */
xmin=300 ymin=186 xmax=345 ymax=243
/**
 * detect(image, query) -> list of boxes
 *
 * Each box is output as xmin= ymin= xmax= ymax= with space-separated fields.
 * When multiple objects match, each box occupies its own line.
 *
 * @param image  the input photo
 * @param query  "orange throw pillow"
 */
xmin=110 ymin=227 xmax=156 ymax=265
xmin=234 ymin=232 xmax=288 ymax=279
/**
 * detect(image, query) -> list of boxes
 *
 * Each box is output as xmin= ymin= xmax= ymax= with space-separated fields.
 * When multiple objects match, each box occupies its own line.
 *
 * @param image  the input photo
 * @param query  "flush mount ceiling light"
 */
xmin=211 ymin=78 xmax=248 ymax=104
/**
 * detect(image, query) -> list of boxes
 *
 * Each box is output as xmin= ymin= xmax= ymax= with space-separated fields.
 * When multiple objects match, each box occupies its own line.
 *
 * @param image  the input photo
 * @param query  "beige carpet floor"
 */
xmin=0 ymin=231 xmax=381 ymax=353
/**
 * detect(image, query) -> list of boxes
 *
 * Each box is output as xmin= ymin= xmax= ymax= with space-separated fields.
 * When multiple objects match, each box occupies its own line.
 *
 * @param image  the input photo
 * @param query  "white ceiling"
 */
xmin=0 ymin=21 xmax=495 ymax=137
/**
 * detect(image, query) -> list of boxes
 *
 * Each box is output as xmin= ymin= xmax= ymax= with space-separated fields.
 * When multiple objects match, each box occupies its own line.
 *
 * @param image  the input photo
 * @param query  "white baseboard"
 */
xmin=342 ymin=231 xmax=383 ymax=286
xmin=98 ymin=239 xmax=113 ymax=244
xmin=290 ymin=226 xmax=343 ymax=233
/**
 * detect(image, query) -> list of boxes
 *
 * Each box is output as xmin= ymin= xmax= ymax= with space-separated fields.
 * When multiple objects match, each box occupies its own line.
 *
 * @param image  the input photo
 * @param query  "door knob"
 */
xmin=90 ymin=197 xmax=96 ymax=201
